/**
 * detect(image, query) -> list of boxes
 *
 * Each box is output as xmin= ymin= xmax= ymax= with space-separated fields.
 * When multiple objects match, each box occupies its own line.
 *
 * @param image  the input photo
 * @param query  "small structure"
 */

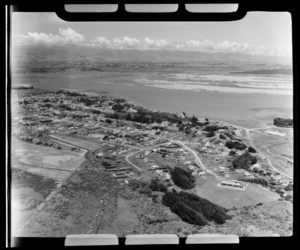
xmin=217 ymin=180 xmax=248 ymax=190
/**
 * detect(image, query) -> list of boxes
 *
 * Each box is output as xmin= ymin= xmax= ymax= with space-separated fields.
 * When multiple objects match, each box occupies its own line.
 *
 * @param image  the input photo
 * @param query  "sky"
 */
xmin=11 ymin=10 xmax=292 ymax=56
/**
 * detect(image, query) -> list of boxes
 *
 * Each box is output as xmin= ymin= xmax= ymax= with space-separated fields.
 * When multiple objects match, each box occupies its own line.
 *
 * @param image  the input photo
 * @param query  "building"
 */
xmin=217 ymin=180 xmax=248 ymax=190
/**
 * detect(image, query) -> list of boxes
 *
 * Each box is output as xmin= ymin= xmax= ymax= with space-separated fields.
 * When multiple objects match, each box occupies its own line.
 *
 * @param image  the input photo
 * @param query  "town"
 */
xmin=11 ymin=87 xmax=293 ymax=237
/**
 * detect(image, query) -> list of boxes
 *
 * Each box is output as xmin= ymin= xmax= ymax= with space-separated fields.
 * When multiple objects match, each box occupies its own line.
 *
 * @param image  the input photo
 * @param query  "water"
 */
xmin=11 ymin=61 xmax=293 ymax=128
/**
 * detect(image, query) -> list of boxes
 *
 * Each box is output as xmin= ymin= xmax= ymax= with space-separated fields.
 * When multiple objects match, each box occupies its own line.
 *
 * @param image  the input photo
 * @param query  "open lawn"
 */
xmin=195 ymin=176 xmax=280 ymax=209
xmin=11 ymin=138 xmax=86 ymax=181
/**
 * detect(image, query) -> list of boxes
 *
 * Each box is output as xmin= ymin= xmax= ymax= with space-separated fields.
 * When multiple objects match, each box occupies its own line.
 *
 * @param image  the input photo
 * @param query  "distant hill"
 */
xmin=12 ymin=44 xmax=293 ymax=65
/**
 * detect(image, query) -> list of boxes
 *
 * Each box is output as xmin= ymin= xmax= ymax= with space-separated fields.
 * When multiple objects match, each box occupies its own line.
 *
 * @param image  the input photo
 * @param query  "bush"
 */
xmin=274 ymin=118 xmax=293 ymax=127
xmin=206 ymin=131 xmax=215 ymax=137
xmin=149 ymin=179 xmax=167 ymax=192
xmin=219 ymin=134 xmax=227 ymax=140
xmin=162 ymin=190 xmax=231 ymax=226
xmin=229 ymin=150 xmax=236 ymax=156
xmin=203 ymin=125 xmax=219 ymax=132
xmin=225 ymin=140 xmax=247 ymax=150
xmin=171 ymin=167 xmax=195 ymax=190
xmin=248 ymin=146 xmax=257 ymax=153
xmin=232 ymin=152 xmax=257 ymax=170
xmin=112 ymin=103 xmax=124 ymax=112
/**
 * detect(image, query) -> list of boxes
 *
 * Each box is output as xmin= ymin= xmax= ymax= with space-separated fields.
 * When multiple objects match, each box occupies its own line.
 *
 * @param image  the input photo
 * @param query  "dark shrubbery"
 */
xmin=128 ymin=179 xmax=152 ymax=196
xmin=239 ymin=178 xmax=268 ymax=187
xmin=206 ymin=131 xmax=215 ymax=137
xmin=58 ymin=104 xmax=73 ymax=111
xmin=224 ymin=132 xmax=235 ymax=140
xmin=274 ymin=118 xmax=293 ymax=127
xmin=225 ymin=140 xmax=247 ymax=150
xmin=229 ymin=150 xmax=236 ymax=156
xmin=248 ymin=146 xmax=257 ymax=153
xmin=106 ymin=113 xmax=119 ymax=119
xmin=232 ymin=152 xmax=257 ymax=170
xmin=203 ymin=125 xmax=219 ymax=132
xmin=149 ymin=179 xmax=167 ymax=192
xmin=219 ymin=134 xmax=227 ymax=140
xmin=203 ymin=125 xmax=228 ymax=132
xmin=171 ymin=167 xmax=195 ymax=190
xmin=162 ymin=190 xmax=231 ymax=226
xmin=56 ymin=90 xmax=86 ymax=97
xmin=111 ymin=103 xmax=124 ymax=112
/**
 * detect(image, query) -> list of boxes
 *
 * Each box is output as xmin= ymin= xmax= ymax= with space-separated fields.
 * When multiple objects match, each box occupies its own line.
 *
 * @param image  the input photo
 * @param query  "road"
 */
xmin=124 ymin=142 xmax=171 ymax=172
xmin=169 ymin=140 xmax=220 ymax=179
xmin=229 ymin=123 xmax=293 ymax=180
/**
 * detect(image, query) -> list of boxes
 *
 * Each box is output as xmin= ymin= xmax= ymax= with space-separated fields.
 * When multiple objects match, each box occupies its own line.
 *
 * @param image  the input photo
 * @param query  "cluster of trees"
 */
xmin=111 ymin=102 xmax=124 ymax=112
xmin=232 ymin=151 xmax=257 ymax=170
xmin=274 ymin=118 xmax=293 ymax=127
xmin=206 ymin=131 xmax=215 ymax=137
xmin=149 ymin=178 xmax=168 ymax=192
xmin=238 ymin=178 xmax=268 ymax=187
xmin=56 ymin=90 xmax=86 ymax=97
xmin=58 ymin=104 xmax=73 ymax=111
xmin=77 ymin=96 xmax=99 ymax=106
xmin=229 ymin=150 xmax=236 ymax=156
xmin=248 ymin=146 xmax=257 ymax=153
xmin=162 ymin=190 xmax=231 ymax=226
xmin=171 ymin=167 xmax=195 ymax=190
xmin=203 ymin=125 xmax=228 ymax=132
xmin=219 ymin=134 xmax=227 ymax=140
xmin=224 ymin=132 xmax=235 ymax=140
xmin=225 ymin=140 xmax=247 ymax=150
xmin=128 ymin=179 xmax=152 ymax=197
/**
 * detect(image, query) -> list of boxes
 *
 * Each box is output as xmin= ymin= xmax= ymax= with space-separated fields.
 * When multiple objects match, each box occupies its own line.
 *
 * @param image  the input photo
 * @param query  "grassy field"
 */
xmin=195 ymin=176 xmax=280 ymax=209
xmin=11 ymin=138 xmax=86 ymax=180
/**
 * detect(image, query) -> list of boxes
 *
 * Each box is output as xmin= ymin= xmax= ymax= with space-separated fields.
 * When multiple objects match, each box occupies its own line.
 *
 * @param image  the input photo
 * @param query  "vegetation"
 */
xmin=162 ymin=190 xmax=231 ymax=226
xmin=206 ymin=131 xmax=215 ymax=137
xmin=128 ymin=179 xmax=152 ymax=197
xmin=229 ymin=150 xmax=236 ymax=156
xmin=232 ymin=151 xmax=257 ymax=170
xmin=239 ymin=178 xmax=268 ymax=187
xmin=111 ymin=102 xmax=124 ymax=112
xmin=219 ymin=134 xmax=227 ymax=140
xmin=274 ymin=118 xmax=293 ymax=127
xmin=248 ymin=146 xmax=257 ymax=153
xmin=225 ymin=140 xmax=247 ymax=150
xmin=171 ymin=167 xmax=195 ymax=190
xmin=203 ymin=125 xmax=219 ymax=132
xmin=56 ymin=90 xmax=86 ymax=97
xmin=149 ymin=178 xmax=167 ymax=193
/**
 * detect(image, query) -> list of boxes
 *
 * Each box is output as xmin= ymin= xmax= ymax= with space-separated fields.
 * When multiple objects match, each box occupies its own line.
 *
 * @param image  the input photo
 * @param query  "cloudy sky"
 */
xmin=12 ymin=11 xmax=292 ymax=56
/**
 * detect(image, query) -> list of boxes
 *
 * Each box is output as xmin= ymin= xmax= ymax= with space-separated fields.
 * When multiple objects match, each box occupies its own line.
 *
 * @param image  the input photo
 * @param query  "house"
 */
xmin=244 ymin=172 xmax=255 ymax=179
xmin=151 ymin=165 xmax=159 ymax=169
xmin=217 ymin=180 xmax=248 ymax=190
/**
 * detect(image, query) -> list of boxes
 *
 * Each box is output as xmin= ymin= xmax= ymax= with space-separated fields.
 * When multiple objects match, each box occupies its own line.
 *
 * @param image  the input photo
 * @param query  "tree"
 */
xmin=229 ymin=150 xmax=236 ymax=156
xmin=149 ymin=179 xmax=167 ymax=192
xmin=162 ymin=190 xmax=231 ymax=226
xmin=171 ymin=167 xmax=195 ymax=190
xmin=248 ymin=146 xmax=257 ymax=153
xmin=191 ymin=115 xmax=198 ymax=123
xmin=112 ymin=103 xmax=124 ymax=112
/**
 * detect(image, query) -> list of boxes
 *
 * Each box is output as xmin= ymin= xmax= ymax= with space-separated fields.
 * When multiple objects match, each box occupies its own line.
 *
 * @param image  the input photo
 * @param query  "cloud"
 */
xmin=13 ymin=27 xmax=290 ymax=56
xmin=14 ymin=28 xmax=85 ymax=46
